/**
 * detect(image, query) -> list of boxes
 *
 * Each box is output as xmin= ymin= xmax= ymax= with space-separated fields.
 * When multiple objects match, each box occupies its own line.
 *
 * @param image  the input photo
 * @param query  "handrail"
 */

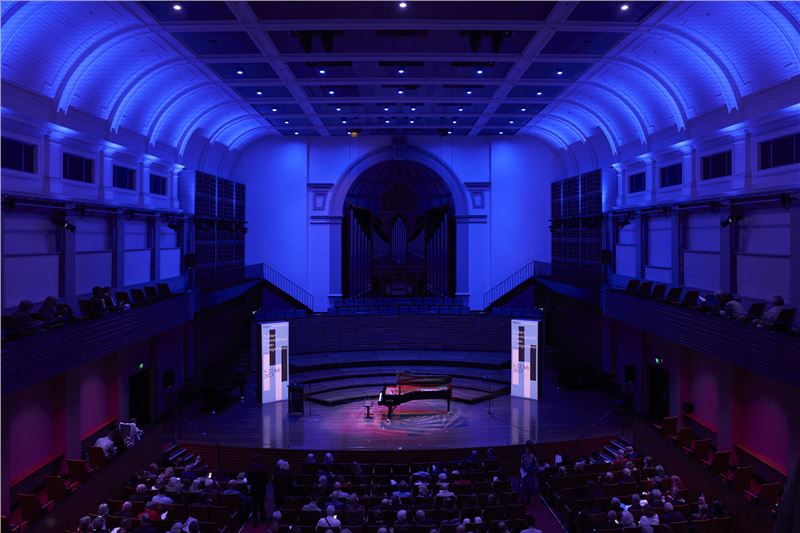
xmin=245 ymin=263 xmax=314 ymax=310
xmin=174 ymin=410 xmax=224 ymax=472
xmin=483 ymin=260 xmax=552 ymax=309
xmin=575 ymin=403 xmax=620 ymax=460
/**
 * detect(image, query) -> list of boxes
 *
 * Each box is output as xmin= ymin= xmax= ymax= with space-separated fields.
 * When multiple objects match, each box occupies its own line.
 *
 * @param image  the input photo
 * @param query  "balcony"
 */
xmin=2 ymin=291 xmax=198 ymax=394
xmin=602 ymin=288 xmax=800 ymax=388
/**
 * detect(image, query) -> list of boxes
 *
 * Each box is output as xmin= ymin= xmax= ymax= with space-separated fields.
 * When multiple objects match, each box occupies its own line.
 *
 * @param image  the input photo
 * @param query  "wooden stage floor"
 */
xmin=176 ymin=351 xmax=624 ymax=451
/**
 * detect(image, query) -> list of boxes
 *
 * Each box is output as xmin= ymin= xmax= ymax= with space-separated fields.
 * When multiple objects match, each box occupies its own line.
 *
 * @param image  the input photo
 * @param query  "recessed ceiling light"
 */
xmin=620 ymin=3 xmax=630 ymax=11
xmin=236 ymin=69 xmax=244 ymax=75
xmin=328 ymin=90 xmax=335 ymax=95
xmin=447 ymin=130 xmax=452 ymax=135
xmin=397 ymin=89 xmax=404 ymax=95
xmin=385 ymin=120 xmax=390 ymax=124
xmin=293 ymin=131 xmax=299 ymax=135
xmin=458 ymin=108 xmax=464 ymax=112
xmin=399 ymin=1 xmax=407 ymax=8
xmin=452 ymin=120 xmax=457 ymax=124
xmin=509 ymin=120 xmax=514 ymax=124
xmin=319 ymin=69 xmax=326 ymax=75
xmin=272 ymin=108 xmax=278 ymax=112
xmin=342 ymin=120 xmax=347 ymax=124
xmin=521 ymin=107 xmax=527 ymax=112
xmin=335 ymin=107 xmax=341 ymax=111
xmin=398 ymin=68 xmax=405 ymax=75
xmin=256 ymin=91 xmax=263 ymax=95
xmin=284 ymin=120 xmax=290 ymax=124
xmin=499 ymin=131 xmax=504 ymax=135
xmin=409 ymin=120 xmax=415 ymax=124
xmin=556 ymin=70 xmax=564 ymax=75
xmin=411 ymin=107 xmax=416 ymax=111
xmin=466 ymin=90 xmax=472 ymax=95
xmin=476 ymin=69 xmax=484 ymax=75
xmin=536 ymin=91 xmax=543 ymax=96
xmin=172 ymin=3 xmax=182 ymax=11
xmin=384 ymin=107 xmax=389 ymax=111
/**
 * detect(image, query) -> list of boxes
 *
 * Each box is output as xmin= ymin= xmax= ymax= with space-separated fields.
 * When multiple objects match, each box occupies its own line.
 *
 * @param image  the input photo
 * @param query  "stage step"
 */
xmin=291 ymin=350 xmax=509 ymax=373
xmin=306 ymin=381 xmax=511 ymax=407
xmin=292 ymin=365 xmax=510 ymax=386
xmin=302 ymin=375 xmax=507 ymax=397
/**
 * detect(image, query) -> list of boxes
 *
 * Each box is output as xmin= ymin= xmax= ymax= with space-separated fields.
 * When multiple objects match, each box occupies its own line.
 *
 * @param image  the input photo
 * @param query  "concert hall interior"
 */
xmin=2 ymin=1 xmax=800 ymax=532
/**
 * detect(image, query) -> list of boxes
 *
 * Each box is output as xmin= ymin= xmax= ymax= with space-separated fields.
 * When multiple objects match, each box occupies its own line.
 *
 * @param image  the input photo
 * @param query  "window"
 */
xmin=759 ymin=133 xmax=800 ymax=170
xmin=659 ymin=163 xmax=682 ymax=188
xmin=701 ymin=150 xmax=732 ymax=180
xmin=1 ymin=137 xmax=36 ymax=173
xmin=63 ymin=153 xmax=94 ymax=183
xmin=113 ymin=165 xmax=136 ymax=190
xmin=628 ymin=172 xmax=645 ymax=193
xmin=150 ymin=174 xmax=167 ymax=196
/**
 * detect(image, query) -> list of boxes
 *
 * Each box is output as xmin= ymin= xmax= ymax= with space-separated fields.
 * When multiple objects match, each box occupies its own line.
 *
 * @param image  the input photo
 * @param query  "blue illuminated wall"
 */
xmin=232 ymin=136 xmax=565 ymax=310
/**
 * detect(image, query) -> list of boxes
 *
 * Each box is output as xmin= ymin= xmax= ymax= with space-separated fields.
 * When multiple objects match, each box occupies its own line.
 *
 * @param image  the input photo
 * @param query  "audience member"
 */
xmin=393 ymin=509 xmax=411 ymax=533
xmin=137 ymin=501 xmax=160 ymax=522
xmin=78 ymin=516 xmax=93 ymax=533
xmin=91 ymin=516 xmax=107 ymax=532
xmin=415 ymin=510 xmax=434 ymax=526
xmin=90 ymin=287 xmax=107 ymax=314
xmin=755 ymin=295 xmax=785 ymax=327
xmin=520 ymin=515 xmax=543 ymax=533
xmin=152 ymin=487 xmax=173 ymax=506
xmin=639 ymin=505 xmax=659 ymax=526
xmin=95 ymin=432 xmax=116 ymax=458
xmin=620 ymin=511 xmax=635 ymax=528
xmin=652 ymin=465 xmax=668 ymax=483
xmin=38 ymin=296 xmax=72 ymax=323
xmin=605 ymin=510 xmax=619 ymax=528
xmin=316 ymin=505 xmax=341 ymax=531
xmin=247 ymin=453 xmax=269 ymax=524
xmin=131 ymin=484 xmax=149 ymax=502
xmin=114 ymin=501 xmax=134 ymax=518
xmin=660 ymin=501 xmax=684 ymax=524
xmin=719 ymin=293 xmax=746 ymax=320
xmin=13 ymin=300 xmax=44 ymax=330
xmin=136 ymin=515 xmax=159 ymax=533
xmin=273 ymin=459 xmax=293 ymax=509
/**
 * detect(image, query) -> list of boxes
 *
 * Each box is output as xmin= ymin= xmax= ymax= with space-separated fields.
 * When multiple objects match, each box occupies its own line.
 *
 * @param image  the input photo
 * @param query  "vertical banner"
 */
xmin=511 ymin=319 xmax=541 ymax=400
xmin=261 ymin=321 xmax=289 ymax=403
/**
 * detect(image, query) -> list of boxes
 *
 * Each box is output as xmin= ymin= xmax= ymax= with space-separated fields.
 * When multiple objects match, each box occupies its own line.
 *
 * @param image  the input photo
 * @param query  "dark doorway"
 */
xmin=129 ymin=369 xmax=151 ymax=425
xmin=648 ymin=363 xmax=669 ymax=421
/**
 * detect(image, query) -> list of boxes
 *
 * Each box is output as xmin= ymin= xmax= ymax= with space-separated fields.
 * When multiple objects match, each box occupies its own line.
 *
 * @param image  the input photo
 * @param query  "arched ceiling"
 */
xmin=1 ymin=1 xmax=798 ymax=157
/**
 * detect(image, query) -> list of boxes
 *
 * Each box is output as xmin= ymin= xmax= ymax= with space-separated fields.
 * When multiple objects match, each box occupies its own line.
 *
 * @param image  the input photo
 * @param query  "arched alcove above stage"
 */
xmin=320 ymin=144 xmax=473 ymax=305
xmin=343 ymin=159 xmax=456 ymax=298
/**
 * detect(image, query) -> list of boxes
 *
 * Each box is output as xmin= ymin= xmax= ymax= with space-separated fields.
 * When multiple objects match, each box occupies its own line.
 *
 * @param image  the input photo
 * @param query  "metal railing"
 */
xmin=483 ymin=260 xmax=552 ymax=309
xmin=245 ymin=263 xmax=314 ymax=310
xmin=174 ymin=411 xmax=225 ymax=473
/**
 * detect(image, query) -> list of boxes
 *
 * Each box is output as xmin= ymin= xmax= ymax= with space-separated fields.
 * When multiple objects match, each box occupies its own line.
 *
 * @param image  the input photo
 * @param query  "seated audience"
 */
xmin=137 ymin=501 xmax=160 ymax=522
xmin=520 ymin=515 xmax=543 ymax=533
xmin=95 ymin=432 xmax=116 ymax=457
xmin=316 ymin=505 xmax=342 ymax=531
xmin=660 ymin=501 xmax=684 ymax=524
xmin=605 ymin=510 xmax=620 ymax=528
xmin=91 ymin=516 xmax=107 ymax=532
xmin=136 ymin=515 xmax=159 ymax=533
xmin=639 ymin=505 xmax=659 ymax=526
xmin=620 ymin=511 xmax=635 ymax=528
xmin=151 ymin=487 xmax=173 ymax=506
xmin=114 ymin=501 xmax=134 ymax=518
xmin=90 ymin=287 xmax=107 ymax=314
xmin=78 ymin=516 xmax=93 ymax=533
xmin=131 ymin=484 xmax=149 ymax=502
xmin=302 ymin=497 xmax=322 ymax=512
xmin=755 ymin=295 xmax=785 ymax=327
xmin=13 ymin=300 xmax=44 ymax=330
xmin=719 ymin=293 xmax=745 ymax=320
xmin=38 ymin=296 xmax=73 ymax=323
xmin=415 ymin=510 xmax=434 ymax=526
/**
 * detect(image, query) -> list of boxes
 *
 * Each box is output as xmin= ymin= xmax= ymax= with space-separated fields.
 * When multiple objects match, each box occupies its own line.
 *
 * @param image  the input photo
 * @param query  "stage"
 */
xmin=176 ymin=350 xmax=624 ymax=451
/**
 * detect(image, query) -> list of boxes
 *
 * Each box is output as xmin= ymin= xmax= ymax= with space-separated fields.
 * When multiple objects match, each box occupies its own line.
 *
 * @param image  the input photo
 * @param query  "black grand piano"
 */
xmin=377 ymin=371 xmax=453 ymax=418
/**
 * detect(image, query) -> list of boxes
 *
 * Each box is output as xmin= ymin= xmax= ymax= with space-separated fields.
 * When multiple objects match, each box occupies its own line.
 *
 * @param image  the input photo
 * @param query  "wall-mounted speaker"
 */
xmin=163 ymin=370 xmax=175 ymax=388
xmin=624 ymin=365 xmax=636 ymax=383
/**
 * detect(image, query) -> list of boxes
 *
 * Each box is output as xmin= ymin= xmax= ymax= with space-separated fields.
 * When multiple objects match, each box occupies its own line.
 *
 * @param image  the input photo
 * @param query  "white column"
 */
xmin=680 ymin=148 xmax=696 ymax=197
xmin=139 ymin=161 xmax=152 ymax=206
xmin=98 ymin=149 xmax=114 ymax=201
xmin=731 ymin=131 xmax=751 ymax=191
xmin=644 ymin=157 xmax=657 ymax=203
xmin=41 ymin=133 xmax=64 ymax=195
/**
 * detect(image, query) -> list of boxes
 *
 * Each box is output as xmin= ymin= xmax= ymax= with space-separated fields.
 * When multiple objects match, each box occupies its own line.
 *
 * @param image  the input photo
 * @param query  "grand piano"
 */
xmin=378 ymin=371 xmax=453 ymax=418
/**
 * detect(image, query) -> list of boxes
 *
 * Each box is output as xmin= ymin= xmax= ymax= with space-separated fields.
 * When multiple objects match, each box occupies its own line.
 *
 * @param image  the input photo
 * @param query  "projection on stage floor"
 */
xmin=511 ymin=319 xmax=541 ymax=400
xmin=260 ymin=321 xmax=289 ymax=403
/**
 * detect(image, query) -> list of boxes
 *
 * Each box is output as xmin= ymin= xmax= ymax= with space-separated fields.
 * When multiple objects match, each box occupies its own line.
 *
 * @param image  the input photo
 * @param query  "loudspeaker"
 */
xmin=288 ymin=385 xmax=304 ymax=415
xmin=162 ymin=370 xmax=175 ymax=388
xmin=624 ymin=365 xmax=636 ymax=383
xmin=683 ymin=402 xmax=695 ymax=414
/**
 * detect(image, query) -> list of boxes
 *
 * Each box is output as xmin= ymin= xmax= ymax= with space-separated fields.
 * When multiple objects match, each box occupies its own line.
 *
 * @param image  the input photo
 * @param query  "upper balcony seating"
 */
xmin=612 ymin=280 xmax=798 ymax=335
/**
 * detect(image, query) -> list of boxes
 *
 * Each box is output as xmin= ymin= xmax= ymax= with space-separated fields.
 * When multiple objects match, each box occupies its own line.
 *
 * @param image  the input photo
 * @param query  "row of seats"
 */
xmin=78 ymin=283 xmax=174 ymax=316
xmin=620 ymin=280 xmax=797 ymax=334
xmin=654 ymin=417 xmax=782 ymax=511
xmin=328 ymin=305 xmax=470 ymax=315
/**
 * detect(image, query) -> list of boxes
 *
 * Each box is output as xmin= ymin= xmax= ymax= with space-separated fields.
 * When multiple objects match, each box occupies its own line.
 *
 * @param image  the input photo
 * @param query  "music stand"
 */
xmin=363 ymin=400 xmax=374 ymax=419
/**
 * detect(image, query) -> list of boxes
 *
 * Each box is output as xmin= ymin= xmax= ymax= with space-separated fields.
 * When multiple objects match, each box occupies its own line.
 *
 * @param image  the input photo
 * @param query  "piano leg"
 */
xmin=386 ymin=405 xmax=394 ymax=419
xmin=447 ymin=397 xmax=451 ymax=414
